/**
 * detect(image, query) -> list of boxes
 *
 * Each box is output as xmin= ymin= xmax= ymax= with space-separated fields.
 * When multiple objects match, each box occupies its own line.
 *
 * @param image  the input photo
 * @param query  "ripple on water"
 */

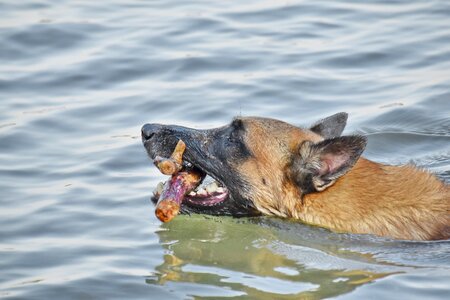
xmin=1 ymin=0 xmax=449 ymax=299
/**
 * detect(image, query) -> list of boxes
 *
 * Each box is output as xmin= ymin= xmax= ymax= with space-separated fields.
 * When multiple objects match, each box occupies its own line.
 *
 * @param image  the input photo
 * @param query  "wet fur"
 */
xmin=142 ymin=114 xmax=450 ymax=240
xmin=228 ymin=117 xmax=449 ymax=240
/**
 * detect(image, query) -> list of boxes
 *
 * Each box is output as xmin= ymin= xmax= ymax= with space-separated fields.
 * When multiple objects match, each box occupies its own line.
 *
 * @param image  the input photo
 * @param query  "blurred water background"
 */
xmin=1 ymin=0 xmax=449 ymax=299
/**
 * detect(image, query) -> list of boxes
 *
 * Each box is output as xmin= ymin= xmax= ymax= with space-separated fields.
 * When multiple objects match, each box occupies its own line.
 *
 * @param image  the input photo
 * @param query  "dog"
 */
xmin=142 ymin=113 xmax=449 ymax=240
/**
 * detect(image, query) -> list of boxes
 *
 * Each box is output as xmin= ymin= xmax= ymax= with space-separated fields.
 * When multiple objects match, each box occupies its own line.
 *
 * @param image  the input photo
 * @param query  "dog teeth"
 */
xmin=197 ymin=188 xmax=207 ymax=196
xmin=188 ymin=179 xmax=225 ymax=197
xmin=153 ymin=181 xmax=164 ymax=196
xmin=206 ymin=182 xmax=218 ymax=193
xmin=156 ymin=182 xmax=164 ymax=194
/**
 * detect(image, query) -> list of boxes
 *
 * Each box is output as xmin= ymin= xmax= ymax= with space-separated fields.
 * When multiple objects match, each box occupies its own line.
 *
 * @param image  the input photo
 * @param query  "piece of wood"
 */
xmin=155 ymin=170 xmax=202 ymax=222
xmin=154 ymin=140 xmax=186 ymax=175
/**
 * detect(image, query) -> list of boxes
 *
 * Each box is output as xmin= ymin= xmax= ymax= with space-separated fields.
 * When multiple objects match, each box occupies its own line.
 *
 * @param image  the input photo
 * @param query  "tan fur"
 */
xmin=234 ymin=117 xmax=450 ymax=240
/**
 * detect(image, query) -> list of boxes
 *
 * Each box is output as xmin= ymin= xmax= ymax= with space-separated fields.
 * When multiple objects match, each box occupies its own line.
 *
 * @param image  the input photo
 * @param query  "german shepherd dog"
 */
xmin=142 ymin=113 xmax=449 ymax=240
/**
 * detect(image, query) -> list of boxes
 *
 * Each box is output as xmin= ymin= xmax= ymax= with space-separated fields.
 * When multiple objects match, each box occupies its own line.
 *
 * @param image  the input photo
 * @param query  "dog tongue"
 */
xmin=155 ymin=170 xmax=202 ymax=222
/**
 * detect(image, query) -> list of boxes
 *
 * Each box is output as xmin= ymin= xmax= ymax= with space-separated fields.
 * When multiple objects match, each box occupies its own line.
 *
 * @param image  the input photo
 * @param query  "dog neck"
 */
xmin=295 ymin=158 xmax=449 ymax=240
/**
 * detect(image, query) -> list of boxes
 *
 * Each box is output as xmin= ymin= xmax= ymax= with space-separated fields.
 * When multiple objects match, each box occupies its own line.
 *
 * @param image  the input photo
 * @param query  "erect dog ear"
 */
xmin=292 ymin=135 xmax=367 ymax=193
xmin=310 ymin=112 xmax=348 ymax=138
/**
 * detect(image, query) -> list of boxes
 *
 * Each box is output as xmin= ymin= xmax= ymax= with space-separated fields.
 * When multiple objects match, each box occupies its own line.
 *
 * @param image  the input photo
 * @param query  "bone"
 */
xmin=154 ymin=140 xmax=186 ymax=175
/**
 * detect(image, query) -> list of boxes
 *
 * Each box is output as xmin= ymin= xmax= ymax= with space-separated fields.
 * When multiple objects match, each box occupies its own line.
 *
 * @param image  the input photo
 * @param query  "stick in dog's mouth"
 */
xmin=152 ymin=140 xmax=229 ymax=222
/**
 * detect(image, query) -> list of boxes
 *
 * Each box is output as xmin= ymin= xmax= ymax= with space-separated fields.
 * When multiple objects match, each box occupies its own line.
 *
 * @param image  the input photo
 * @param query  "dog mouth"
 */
xmin=152 ymin=162 xmax=230 ymax=208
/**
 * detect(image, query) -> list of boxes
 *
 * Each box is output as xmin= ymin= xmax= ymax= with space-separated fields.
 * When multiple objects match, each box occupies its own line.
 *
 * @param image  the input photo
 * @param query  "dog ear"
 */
xmin=310 ymin=112 xmax=348 ymax=138
xmin=292 ymin=135 xmax=367 ymax=193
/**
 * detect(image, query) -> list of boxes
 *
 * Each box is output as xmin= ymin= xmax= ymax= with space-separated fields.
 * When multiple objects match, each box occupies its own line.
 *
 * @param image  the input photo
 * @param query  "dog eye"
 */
xmin=227 ymin=119 xmax=245 ymax=144
xmin=228 ymin=129 xmax=240 ymax=143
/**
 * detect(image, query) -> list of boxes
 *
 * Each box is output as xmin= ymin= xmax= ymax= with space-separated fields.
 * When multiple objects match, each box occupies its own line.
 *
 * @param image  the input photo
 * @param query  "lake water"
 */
xmin=1 ymin=0 xmax=449 ymax=299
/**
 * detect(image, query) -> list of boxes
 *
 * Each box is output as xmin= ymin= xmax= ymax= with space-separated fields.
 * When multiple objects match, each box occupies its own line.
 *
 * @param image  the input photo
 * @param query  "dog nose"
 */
xmin=141 ymin=123 xmax=161 ymax=140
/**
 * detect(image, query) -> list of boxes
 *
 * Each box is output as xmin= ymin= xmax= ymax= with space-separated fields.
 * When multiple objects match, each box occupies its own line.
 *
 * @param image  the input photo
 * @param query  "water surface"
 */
xmin=1 ymin=0 xmax=449 ymax=299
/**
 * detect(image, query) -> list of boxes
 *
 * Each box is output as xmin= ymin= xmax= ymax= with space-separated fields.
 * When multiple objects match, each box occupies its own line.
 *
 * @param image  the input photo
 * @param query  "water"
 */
xmin=1 ymin=0 xmax=449 ymax=299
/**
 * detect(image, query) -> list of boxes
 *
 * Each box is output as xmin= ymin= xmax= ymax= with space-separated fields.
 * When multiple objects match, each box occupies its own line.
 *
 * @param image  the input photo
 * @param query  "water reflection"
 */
xmin=148 ymin=216 xmax=397 ymax=299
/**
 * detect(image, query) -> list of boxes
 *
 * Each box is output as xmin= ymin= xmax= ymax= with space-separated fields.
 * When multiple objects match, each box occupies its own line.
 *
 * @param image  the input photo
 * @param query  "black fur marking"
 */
xmin=216 ymin=119 xmax=252 ymax=162
xmin=310 ymin=112 xmax=348 ymax=138
xmin=292 ymin=170 xmax=317 ymax=194
xmin=142 ymin=121 xmax=256 ymax=217
xmin=231 ymin=118 xmax=245 ymax=131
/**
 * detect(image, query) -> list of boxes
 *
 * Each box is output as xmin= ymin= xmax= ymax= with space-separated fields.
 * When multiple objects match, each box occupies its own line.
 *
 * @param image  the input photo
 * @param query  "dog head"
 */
xmin=142 ymin=112 xmax=367 ymax=217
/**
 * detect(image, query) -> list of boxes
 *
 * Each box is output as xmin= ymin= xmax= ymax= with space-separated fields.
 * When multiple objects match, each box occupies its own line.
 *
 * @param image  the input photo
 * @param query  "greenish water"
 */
xmin=148 ymin=216 xmax=449 ymax=299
